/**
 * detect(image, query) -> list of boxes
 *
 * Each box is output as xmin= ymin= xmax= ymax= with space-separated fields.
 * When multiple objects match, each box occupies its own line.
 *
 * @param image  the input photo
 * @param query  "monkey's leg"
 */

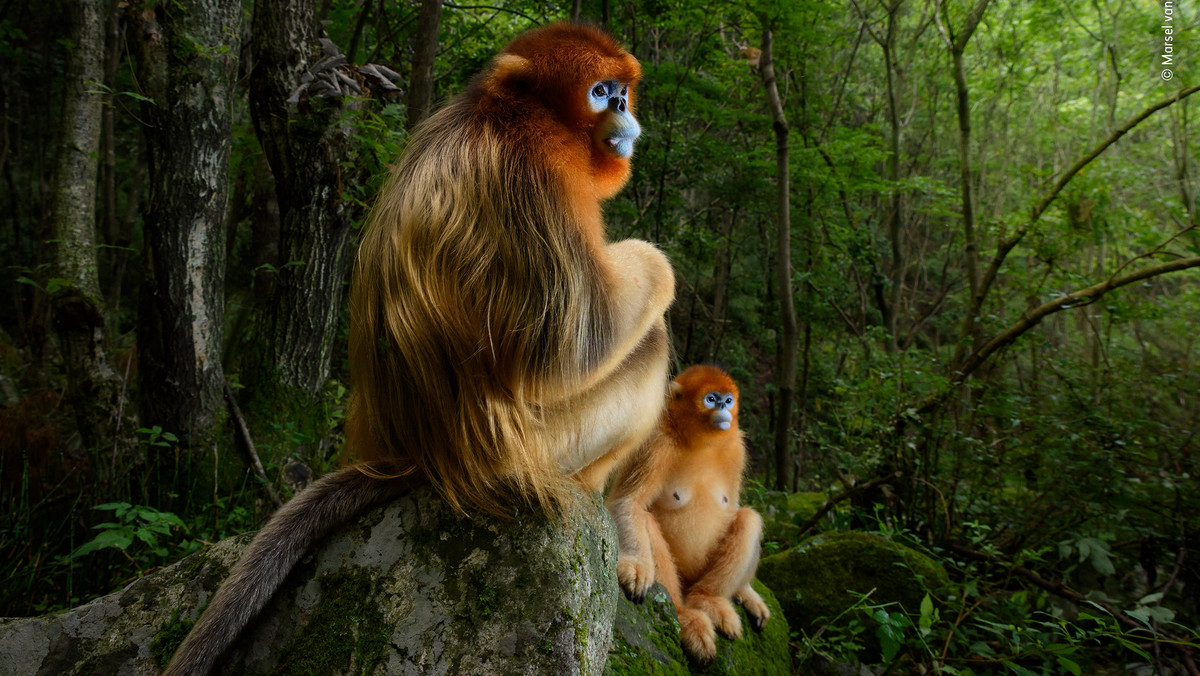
xmin=683 ymin=507 xmax=764 ymax=640
xmin=734 ymin=582 xmax=771 ymax=631
xmin=644 ymin=512 xmax=718 ymax=661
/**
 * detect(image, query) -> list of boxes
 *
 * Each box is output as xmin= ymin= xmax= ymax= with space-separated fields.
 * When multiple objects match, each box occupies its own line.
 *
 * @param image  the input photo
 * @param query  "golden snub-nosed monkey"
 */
xmin=607 ymin=365 xmax=769 ymax=661
xmin=166 ymin=24 xmax=674 ymax=675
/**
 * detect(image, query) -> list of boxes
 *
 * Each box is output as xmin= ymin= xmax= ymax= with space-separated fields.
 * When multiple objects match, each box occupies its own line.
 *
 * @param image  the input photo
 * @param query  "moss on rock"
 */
xmin=757 ymin=530 xmax=949 ymax=654
xmin=604 ymin=580 xmax=791 ymax=675
xmin=0 ymin=486 xmax=617 ymax=675
xmin=744 ymin=489 xmax=830 ymax=547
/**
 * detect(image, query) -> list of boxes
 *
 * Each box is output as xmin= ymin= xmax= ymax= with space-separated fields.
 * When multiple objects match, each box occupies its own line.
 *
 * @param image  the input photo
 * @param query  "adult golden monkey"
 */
xmin=607 ymin=365 xmax=770 ymax=661
xmin=166 ymin=24 xmax=673 ymax=675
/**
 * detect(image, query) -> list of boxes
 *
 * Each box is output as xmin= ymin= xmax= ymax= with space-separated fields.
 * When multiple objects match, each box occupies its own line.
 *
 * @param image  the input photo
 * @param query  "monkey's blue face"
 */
xmin=588 ymin=79 xmax=640 ymax=158
xmin=702 ymin=392 xmax=736 ymax=431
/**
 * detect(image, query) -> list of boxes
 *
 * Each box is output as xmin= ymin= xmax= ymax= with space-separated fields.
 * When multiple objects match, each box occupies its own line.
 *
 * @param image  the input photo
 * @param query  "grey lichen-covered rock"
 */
xmin=604 ymin=580 xmax=791 ymax=675
xmin=0 ymin=486 xmax=619 ymax=675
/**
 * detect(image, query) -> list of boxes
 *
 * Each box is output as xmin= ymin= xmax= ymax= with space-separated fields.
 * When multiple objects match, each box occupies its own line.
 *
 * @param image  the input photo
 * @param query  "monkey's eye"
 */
xmin=591 ymin=83 xmax=608 ymax=99
xmin=725 ymin=396 xmax=735 ymax=408
xmin=704 ymin=393 xmax=718 ymax=408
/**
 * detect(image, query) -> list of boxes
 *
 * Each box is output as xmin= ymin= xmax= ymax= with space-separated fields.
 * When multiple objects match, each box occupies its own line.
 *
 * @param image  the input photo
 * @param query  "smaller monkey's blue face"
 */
xmin=702 ymin=392 xmax=736 ymax=431
xmin=588 ymin=79 xmax=641 ymax=158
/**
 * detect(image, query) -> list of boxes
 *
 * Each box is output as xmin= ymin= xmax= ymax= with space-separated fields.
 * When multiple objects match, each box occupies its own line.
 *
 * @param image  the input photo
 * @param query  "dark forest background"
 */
xmin=1 ymin=0 xmax=1198 ymax=672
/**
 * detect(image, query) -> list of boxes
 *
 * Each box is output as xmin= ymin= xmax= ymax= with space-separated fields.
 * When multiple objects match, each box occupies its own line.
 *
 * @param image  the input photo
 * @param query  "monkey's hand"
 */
xmin=616 ymin=555 xmax=655 ymax=603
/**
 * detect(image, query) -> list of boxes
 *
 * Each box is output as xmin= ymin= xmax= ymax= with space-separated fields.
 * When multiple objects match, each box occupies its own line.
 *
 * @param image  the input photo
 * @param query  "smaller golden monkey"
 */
xmin=607 ymin=365 xmax=770 ymax=660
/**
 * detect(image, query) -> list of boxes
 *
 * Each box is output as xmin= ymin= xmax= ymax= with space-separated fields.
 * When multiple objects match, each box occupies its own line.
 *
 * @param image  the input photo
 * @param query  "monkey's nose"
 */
xmin=610 ymin=97 xmax=626 ymax=113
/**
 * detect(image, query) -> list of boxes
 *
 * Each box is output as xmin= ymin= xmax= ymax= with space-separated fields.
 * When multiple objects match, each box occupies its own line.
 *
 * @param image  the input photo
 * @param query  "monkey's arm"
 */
xmin=577 ymin=239 xmax=674 ymax=394
xmin=164 ymin=469 xmax=414 ymax=676
xmin=606 ymin=432 xmax=676 ymax=601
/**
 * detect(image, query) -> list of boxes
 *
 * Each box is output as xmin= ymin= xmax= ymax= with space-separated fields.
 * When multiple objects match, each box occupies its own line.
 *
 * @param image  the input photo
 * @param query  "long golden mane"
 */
xmin=344 ymin=56 xmax=620 ymax=517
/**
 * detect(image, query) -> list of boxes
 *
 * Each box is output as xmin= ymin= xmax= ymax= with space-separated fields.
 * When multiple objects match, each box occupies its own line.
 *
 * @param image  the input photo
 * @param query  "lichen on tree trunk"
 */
xmin=129 ymin=0 xmax=242 ymax=449
xmin=246 ymin=0 xmax=372 ymax=407
xmin=50 ymin=0 xmax=122 ymax=454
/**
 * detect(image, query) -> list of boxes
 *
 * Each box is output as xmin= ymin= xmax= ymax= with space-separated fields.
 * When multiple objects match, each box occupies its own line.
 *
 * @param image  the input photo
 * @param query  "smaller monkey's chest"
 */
xmin=652 ymin=480 xmax=735 ymax=513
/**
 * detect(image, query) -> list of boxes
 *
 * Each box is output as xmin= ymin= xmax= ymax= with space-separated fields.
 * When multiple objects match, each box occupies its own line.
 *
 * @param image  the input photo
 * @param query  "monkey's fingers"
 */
xmin=616 ymin=557 xmax=655 ymax=603
xmin=678 ymin=607 xmax=717 ymax=662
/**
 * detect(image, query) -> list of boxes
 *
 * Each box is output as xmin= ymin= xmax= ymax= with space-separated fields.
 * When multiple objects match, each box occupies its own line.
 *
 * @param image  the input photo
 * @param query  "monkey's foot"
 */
xmin=688 ymin=593 xmax=742 ymax=640
xmin=616 ymin=557 xmax=655 ymax=603
xmin=678 ymin=607 xmax=717 ymax=661
xmin=736 ymin=585 xmax=770 ymax=631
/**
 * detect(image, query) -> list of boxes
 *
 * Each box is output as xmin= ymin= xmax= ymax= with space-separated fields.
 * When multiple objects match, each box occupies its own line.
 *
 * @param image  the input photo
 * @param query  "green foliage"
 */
xmin=65 ymin=502 xmax=187 ymax=569
xmin=2 ymin=4 xmax=1199 ymax=675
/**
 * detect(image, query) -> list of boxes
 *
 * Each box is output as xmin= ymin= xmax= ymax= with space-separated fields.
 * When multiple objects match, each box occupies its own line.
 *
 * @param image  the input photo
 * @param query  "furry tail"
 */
xmin=164 ymin=467 xmax=412 ymax=676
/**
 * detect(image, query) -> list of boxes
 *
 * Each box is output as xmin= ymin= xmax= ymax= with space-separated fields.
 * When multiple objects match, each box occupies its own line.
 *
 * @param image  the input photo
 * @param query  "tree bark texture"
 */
xmin=936 ymin=0 xmax=991 ymax=369
xmin=882 ymin=1 xmax=903 ymax=353
xmin=760 ymin=25 xmax=798 ymax=492
xmin=129 ymin=0 xmax=241 ymax=445
xmin=51 ymin=0 xmax=121 ymax=453
xmin=407 ymin=0 xmax=444 ymax=133
xmin=248 ymin=0 xmax=372 ymax=397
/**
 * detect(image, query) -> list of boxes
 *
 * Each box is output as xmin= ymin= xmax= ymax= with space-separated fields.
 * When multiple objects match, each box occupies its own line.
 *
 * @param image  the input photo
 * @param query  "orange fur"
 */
xmin=607 ymin=365 xmax=770 ymax=661
xmin=343 ymin=24 xmax=671 ymax=518
xmin=165 ymin=26 xmax=673 ymax=675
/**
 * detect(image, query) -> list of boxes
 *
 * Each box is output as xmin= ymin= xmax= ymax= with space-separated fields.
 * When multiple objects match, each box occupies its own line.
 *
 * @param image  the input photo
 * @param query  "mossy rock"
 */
xmin=0 ymin=486 xmax=618 ymax=675
xmin=604 ymin=579 xmax=791 ymax=675
xmin=757 ymin=530 xmax=949 ymax=655
xmin=743 ymin=489 xmax=829 ymax=546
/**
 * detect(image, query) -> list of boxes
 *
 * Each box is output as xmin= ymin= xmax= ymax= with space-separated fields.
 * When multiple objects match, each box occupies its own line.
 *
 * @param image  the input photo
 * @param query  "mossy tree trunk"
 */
xmin=245 ymin=0 xmax=372 ymax=423
xmin=51 ymin=0 xmax=122 ymax=456
xmin=128 ymin=0 xmax=241 ymax=448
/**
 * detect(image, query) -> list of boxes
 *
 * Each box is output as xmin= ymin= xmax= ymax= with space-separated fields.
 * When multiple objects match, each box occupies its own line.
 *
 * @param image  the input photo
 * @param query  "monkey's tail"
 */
xmin=163 ymin=467 xmax=413 ymax=676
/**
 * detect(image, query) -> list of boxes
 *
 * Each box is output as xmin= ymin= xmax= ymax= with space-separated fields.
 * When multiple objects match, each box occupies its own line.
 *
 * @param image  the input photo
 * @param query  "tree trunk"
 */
xmin=936 ymin=0 xmax=991 ymax=369
xmin=51 ymin=0 xmax=121 ymax=455
xmin=247 ymin=0 xmax=372 ymax=408
xmin=760 ymin=24 xmax=797 ymax=492
xmin=882 ymin=1 xmax=903 ymax=353
xmin=708 ymin=207 xmax=735 ymax=359
xmin=407 ymin=0 xmax=444 ymax=133
xmin=129 ymin=0 xmax=242 ymax=446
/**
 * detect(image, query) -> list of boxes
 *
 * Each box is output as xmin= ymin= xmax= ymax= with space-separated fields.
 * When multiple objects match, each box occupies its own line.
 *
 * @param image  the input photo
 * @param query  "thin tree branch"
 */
xmin=912 ymin=254 xmax=1200 ymax=420
xmin=795 ymin=472 xmax=904 ymax=537
xmin=971 ymin=83 xmax=1200 ymax=320
xmin=947 ymin=543 xmax=1200 ymax=673
xmin=223 ymin=381 xmax=283 ymax=509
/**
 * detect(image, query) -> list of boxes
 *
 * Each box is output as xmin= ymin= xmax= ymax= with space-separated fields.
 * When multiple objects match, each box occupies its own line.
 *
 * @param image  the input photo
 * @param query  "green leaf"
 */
xmin=1055 ymin=656 xmax=1082 ymax=676
xmin=70 ymin=528 xmax=134 ymax=559
xmin=44 ymin=278 xmax=70 ymax=294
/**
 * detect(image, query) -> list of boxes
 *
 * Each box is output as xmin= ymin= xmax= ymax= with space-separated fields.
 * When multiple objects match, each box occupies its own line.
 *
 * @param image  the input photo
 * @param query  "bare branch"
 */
xmin=224 ymin=381 xmax=283 ymax=509
xmin=914 ymin=255 xmax=1200 ymax=420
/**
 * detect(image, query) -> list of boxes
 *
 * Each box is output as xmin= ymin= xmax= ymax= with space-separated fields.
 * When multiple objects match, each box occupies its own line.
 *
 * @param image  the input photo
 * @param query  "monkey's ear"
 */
xmin=669 ymin=382 xmax=683 ymax=399
xmin=487 ymin=54 xmax=533 ymax=90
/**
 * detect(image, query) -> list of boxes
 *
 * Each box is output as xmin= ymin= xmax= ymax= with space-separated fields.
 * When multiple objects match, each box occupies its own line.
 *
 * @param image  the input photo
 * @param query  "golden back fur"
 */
xmin=344 ymin=25 xmax=648 ymax=517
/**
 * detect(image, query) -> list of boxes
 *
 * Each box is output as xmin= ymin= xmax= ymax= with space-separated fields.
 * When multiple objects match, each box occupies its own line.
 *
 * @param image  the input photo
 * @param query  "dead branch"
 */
xmin=795 ymin=471 xmax=904 ymax=537
xmin=223 ymin=381 xmax=283 ymax=509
